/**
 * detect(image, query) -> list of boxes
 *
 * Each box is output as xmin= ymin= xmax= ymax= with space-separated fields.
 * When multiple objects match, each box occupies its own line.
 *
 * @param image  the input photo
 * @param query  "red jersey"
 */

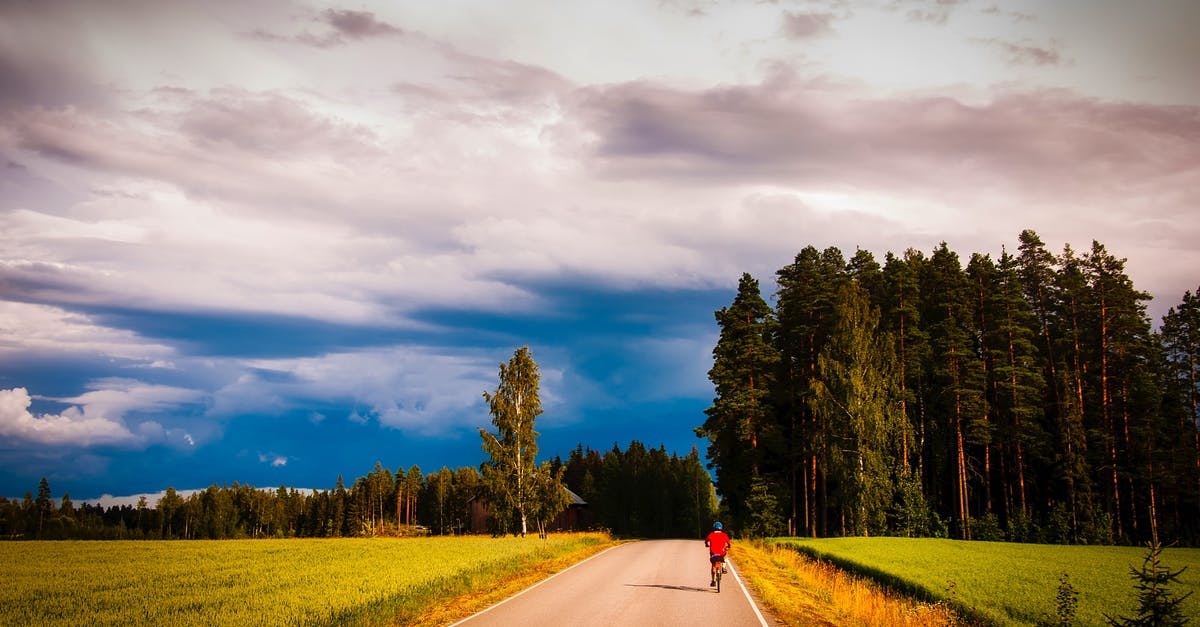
xmin=705 ymin=530 xmax=731 ymax=555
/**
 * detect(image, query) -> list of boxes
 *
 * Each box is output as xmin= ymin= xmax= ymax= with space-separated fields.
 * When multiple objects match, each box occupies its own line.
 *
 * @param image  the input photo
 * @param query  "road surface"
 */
xmin=450 ymin=539 xmax=775 ymax=627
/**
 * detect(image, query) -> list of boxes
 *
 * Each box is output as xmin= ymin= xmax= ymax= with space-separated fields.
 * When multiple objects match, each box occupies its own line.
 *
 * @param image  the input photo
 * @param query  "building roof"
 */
xmin=565 ymin=487 xmax=587 ymax=506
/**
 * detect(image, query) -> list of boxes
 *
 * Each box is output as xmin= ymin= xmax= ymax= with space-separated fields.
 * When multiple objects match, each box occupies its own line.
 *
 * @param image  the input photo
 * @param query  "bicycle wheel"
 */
xmin=715 ymin=564 xmax=722 ymax=593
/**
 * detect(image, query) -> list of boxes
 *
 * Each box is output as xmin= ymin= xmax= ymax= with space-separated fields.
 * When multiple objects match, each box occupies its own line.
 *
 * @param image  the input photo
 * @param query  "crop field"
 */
xmin=0 ymin=533 xmax=611 ymax=626
xmin=772 ymin=536 xmax=1200 ymax=625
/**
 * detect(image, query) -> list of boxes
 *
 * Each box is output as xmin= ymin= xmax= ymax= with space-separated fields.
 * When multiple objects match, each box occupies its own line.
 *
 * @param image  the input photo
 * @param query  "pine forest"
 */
xmin=697 ymin=230 xmax=1200 ymax=546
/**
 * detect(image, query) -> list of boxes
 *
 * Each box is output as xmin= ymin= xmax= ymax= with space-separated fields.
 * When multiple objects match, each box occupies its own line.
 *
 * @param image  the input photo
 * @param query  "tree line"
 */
xmin=561 ymin=442 xmax=717 ymax=539
xmin=0 ymin=465 xmax=471 ymax=540
xmin=2 ymin=346 xmax=720 ymax=541
xmin=0 ymin=440 xmax=718 ymax=541
xmin=698 ymin=230 xmax=1200 ymax=545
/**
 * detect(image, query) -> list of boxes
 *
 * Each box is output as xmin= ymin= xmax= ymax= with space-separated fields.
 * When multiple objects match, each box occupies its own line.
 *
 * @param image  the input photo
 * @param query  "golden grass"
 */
xmin=735 ymin=540 xmax=959 ymax=627
xmin=0 ymin=533 xmax=621 ymax=627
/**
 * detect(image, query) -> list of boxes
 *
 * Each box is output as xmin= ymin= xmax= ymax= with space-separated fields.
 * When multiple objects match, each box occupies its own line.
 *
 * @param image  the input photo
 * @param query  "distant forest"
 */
xmin=698 ymin=230 xmax=1200 ymax=546
xmin=0 ymin=441 xmax=716 ymax=540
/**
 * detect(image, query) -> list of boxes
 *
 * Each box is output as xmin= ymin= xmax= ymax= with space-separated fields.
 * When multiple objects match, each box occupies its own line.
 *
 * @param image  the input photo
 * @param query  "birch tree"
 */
xmin=480 ymin=346 xmax=542 ymax=537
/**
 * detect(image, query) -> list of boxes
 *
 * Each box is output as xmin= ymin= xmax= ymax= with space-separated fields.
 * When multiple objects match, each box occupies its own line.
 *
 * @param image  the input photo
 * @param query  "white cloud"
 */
xmin=0 ymin=301 xmax=175 ymax=362
xmin=81 ymin=489 xmax=200 ymax=509
xmin=0 ymin=387 xmax=136 ymax=446
xmin=259 ymin=453 xmax=288 ymax=467
xmin=0 ymin=383 xmax=202 ymax=448
xmin=211 ymin=347 xmax=503 ymax=435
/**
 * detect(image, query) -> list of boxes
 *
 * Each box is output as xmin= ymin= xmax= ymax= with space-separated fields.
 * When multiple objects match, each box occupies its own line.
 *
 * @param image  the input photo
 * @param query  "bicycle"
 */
xmin=710 ymin=555 xmax=727 ymax=593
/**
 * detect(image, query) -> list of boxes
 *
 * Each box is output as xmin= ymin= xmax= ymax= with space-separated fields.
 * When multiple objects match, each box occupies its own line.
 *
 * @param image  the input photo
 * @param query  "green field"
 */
xmin=0 ymin=534 xmax=608 ymax=626
xmin=772 ymin=537 xmax=1200 ymax=625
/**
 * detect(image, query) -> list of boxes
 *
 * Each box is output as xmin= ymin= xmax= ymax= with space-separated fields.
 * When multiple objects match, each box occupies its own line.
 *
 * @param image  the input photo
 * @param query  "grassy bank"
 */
xmin=0 ymin=533 xmax=616 ymax=626
xmin=735 ymin=540 xmax=957 ymax=626
xmin=772 ymin=537 xmax=1200 ymax=625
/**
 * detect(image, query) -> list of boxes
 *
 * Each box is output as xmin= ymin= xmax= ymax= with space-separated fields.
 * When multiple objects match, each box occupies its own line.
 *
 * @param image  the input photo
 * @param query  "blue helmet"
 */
xmin=713 ymin=521 xmax=723 ymax=530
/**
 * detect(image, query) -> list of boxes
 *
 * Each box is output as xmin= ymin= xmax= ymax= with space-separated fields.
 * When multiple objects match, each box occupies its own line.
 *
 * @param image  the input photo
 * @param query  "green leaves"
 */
xmin=480 ymin=346 xmax=546 ymax=536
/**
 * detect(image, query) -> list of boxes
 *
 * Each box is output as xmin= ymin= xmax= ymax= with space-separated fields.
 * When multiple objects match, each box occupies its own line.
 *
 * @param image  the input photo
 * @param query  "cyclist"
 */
xmin=704 ymin=521 xmax=731 ymax=587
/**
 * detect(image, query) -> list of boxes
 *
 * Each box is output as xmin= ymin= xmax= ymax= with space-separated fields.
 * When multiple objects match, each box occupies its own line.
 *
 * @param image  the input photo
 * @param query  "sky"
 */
xmin=2 ymin=0 xmax=1198 ymax=504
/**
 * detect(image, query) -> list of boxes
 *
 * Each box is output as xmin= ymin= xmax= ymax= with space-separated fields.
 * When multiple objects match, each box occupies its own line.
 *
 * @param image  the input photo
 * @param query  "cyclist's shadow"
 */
xmin=623 ymin=583 xmax=712 ymax=593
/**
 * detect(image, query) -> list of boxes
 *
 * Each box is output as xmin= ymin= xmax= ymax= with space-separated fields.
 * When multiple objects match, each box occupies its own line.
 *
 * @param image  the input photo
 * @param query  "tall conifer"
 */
xmin=699 ymin=273 xmax=781 ymax=532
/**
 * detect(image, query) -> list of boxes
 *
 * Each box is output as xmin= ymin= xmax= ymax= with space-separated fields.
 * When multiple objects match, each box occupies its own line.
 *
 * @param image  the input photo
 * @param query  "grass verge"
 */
xmin=772 ymin=537 xmax=1200 ymax=626
xmin=735 ymin=540 xmax=958 ymax=626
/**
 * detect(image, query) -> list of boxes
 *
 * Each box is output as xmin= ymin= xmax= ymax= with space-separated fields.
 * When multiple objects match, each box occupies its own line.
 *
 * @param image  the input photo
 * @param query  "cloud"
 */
xmin=319 ymin=9 xmax=404 ymax=40
xmin=0 ymin=1 xmax=112 ymax=108
xmin=209 ymin=347 xmax=506 ymax=435
xmin=981 ymin=5 xmax=1035 ymax=23
xmin=975 ymin=38 xmax=1062 ymax=66
xmin=781 ymin=12 xmax=835 ymax=39
xmin=259 ymin=453 xmax=288 ymax=467
xmin=250 ymin=8 xmax=405 ymax=48
xmin=890 ymin=0 xmax=964 ymax=25
xmin=81 ymin=488 xmax=200 ymax=509
xmin=0 ymin=387 xmax=136 ymax=446
xmin=0 ymin=301 xmax=175 ymax=363
xmin=0 ymin=383 xmax=199 ymax=448
xmin=571 ymin=72 xmax=1200 ymax=207
xmin=4 ymin=0 xmax=1198 ymax=331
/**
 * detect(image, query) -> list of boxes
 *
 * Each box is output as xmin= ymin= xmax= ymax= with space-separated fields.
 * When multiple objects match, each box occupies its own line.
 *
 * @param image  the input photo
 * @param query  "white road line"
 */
xmin=727 ymin=559 xmax=771 ymax=627
xmin=444 ymin=544 xmax=625 ymax=627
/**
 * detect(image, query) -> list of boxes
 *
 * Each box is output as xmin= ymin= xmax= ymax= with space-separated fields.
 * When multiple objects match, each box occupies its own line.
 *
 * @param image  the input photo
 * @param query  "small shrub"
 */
xmin=971 ymin=513 xmax=1005 ymax=542
xmin=1008 ymin=510 xmax=1042 ymax=544
xmin=1037 ymin=573 xmax=1078 ymax=627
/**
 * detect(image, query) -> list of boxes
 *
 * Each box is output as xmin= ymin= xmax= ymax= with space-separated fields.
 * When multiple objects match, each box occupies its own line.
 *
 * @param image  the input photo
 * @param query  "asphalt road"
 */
xmin=449 ymin=539 xmax=775 ymax=627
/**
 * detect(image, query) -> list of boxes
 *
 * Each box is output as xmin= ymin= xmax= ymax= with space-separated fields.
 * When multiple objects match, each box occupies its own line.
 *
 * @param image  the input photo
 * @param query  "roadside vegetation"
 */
xmin=770 ymin=536 xmax=1200 ymax=625
xmin=735 ymin=539 xmax=957 ymax=626
xmin=0 ymin=533 xmax=615 ymax=626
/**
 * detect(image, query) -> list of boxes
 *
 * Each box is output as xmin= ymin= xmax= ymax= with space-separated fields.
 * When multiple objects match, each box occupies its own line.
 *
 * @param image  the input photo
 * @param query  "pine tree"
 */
xmin=1105 ymin=540 xmax=1193 ymax=626
xmin=848 ymin=248 xmax=884 ymax=309
xmin=1162 ymin=287 xmax=1200 ymax=541
xmin=990 ymin=249 xmax=1049 ymax=530
xmin=882 ymin=249 xmax=930 ymax=482
xmin=1086 ymin=241 xmax=1154 ymax=542
xmin=480 ymin=346 xmax=543 ymax=537
xmin=775 ymin=247 xmax=847 ymax=536
xmin=966 ymin=253 xmax=1001 ymax=518
xmin=699 ymin=273 xmax=781 ymax=532
xmin=1018 ymin=230 xmax=1061 ymax=409
xmin=35 ymin=477 xmax=51 ymax=536
xmin=923 ymin=243 xmax=986 ymax=539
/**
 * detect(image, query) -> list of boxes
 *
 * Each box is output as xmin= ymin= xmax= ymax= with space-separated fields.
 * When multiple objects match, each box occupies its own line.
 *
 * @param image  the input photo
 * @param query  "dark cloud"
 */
xmin=572 ymin=78 xmax=830 ymax=173
xmin=320 ymin=9 xmax=403 ymax=39
xmin=570 ymin=75 xmax=1200 ymax=209
xmin=258 ymin=8 xmax=406 ymax=48
xmin=781 ymin=11 xmax=835 ymax=39
xmin=0 ymin=5 xmax=105 ymax=109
